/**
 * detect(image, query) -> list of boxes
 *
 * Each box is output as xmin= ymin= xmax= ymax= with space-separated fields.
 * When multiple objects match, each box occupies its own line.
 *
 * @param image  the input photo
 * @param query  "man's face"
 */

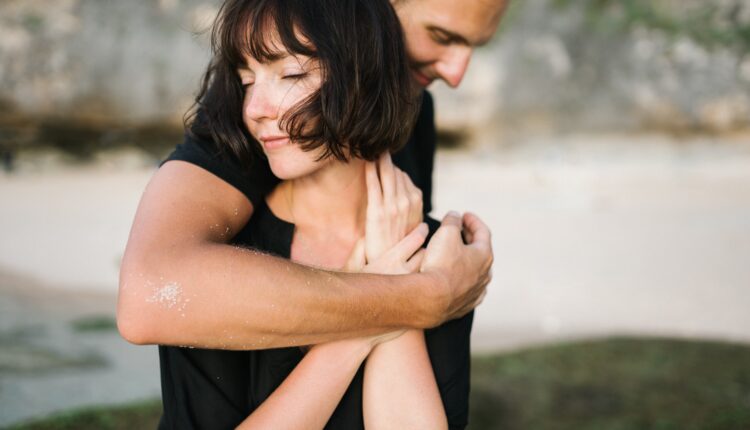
xmin=393 ymin=0 xmax=508 ymax=88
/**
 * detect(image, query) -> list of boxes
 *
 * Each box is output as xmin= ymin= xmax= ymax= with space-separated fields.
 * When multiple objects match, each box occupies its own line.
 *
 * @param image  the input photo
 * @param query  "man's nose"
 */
xmin=435 ymin=46 xmax=473 ymax=88
xmin=244 ymin=83 xmax=279 ymax=121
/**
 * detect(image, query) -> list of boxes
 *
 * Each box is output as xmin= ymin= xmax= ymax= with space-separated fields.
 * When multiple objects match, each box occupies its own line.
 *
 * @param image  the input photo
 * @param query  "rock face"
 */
xmin=434 ymin=0 xmax=750 ymax=136
xmin=0 ymin=0 xmax=217 ymax=124
xmin=0 ymin=0 xmax=748 ymax=141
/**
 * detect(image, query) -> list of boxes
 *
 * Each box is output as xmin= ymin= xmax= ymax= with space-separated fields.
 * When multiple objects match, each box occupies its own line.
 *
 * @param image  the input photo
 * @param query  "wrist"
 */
xmin=410 ymin=271 xmax=450 ymax=329
xmin=312 ymin=337 xmax=373 ymax=362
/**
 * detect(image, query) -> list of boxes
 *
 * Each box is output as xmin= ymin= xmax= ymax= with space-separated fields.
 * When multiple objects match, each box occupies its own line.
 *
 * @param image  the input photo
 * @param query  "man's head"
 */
xmin=392 ymin=0 xmax=509 ymax=88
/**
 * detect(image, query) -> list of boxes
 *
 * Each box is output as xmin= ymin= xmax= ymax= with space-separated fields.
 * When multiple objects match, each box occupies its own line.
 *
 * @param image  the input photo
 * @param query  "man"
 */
xmin=119 ymin=1 xmax=508 ymax=428
xmin=118 ymin=0 xmax=507 ymax=355
xmin=118 ymin=0 xmax=506 ymax=349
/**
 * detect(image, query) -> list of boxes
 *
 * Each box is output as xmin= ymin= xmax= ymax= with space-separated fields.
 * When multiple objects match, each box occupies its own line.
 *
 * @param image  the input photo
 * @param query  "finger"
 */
xmin=402 ymin=171 xmax=422 ymax=207
xmin=379 ymin=153 xmax=396 ymax=205
xmin=402 ymin=170 xmax=423 ymax=230
xmin=395 ymin=167 xmax=407 ymax=199
xmin=406 ymin=248 xmax=426 ymax=273
xmin=441 ymin=211 xmax=462 ymax=230
xmin=344 ymin=237 xmax=366 ymax=271
xmin=391 ymin=222 xmax=428 ymax=261
xmin=462 ymin=212 xmax=491 ymax=247
xmin=394 ymin=170 xmax=408 ymax=236
xmin=475 ymin=285 xmax=488 ymax=307
xmin=365 ymin=161 xmax=383 ymax=210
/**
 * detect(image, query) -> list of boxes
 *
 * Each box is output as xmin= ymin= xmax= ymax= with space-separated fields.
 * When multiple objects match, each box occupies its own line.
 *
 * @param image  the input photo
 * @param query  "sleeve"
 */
xmin=161 ymin=133 xmax=279 ymax=208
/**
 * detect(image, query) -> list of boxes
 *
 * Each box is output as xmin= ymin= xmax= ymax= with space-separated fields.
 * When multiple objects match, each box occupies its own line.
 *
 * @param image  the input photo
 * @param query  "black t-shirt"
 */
xmin=158 ymin=203 xmax=473 ymax=430
xmin=158 ymin=91 xmax=472 ymax=429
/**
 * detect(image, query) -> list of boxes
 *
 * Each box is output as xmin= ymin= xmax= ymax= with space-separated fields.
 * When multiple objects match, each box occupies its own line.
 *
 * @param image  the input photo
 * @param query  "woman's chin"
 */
xmin=267 ymin=152 xmax=329 ymax=181
xmin=268 ymin=161 xmax=310 ymax=181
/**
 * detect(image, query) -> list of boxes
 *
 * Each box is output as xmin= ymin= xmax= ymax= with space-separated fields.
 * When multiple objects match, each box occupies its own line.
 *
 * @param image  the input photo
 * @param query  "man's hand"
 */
xmin=420 ymin=211 xmax=493 ymax=325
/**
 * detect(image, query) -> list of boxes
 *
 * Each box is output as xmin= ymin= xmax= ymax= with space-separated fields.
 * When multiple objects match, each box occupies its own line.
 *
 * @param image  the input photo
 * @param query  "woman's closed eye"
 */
xmin=283 ymin=72 xmax=308 ymax=80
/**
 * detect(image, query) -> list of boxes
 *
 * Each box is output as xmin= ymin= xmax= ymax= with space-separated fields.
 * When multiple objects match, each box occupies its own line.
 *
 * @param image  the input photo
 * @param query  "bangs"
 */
xmin=215 ymin=0 xmax=317 ymax=66
xmin=190 ymin=0 xmax=419 ymax=168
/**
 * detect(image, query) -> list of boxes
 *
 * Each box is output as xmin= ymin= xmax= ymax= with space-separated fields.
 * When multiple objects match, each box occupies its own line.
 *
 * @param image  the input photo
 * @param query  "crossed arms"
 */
xmin=116 ymin=161 xmax=492 ymax=350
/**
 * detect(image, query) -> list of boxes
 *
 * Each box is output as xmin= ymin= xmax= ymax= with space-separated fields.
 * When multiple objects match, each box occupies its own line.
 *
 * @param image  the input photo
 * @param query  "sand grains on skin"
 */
xmin=146 ymin=281 xmax=189 ymax=316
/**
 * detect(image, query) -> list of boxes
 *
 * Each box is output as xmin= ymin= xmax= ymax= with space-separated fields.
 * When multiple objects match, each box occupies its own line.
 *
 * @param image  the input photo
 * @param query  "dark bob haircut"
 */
xmin=186 ymin=0 xmax=419 ymax=166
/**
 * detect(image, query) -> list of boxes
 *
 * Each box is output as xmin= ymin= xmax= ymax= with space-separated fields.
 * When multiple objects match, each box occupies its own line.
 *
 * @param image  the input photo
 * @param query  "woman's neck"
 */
xmin=278 ymin=158 xmax=368 ymax=237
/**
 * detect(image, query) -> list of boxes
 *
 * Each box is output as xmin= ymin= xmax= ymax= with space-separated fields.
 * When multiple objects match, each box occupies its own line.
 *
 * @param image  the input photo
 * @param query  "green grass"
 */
xmin=5 ymin=400 xmax=161 ymax=430
xmin=70 ymin=315 xmax=118 ymax=333
xmin=8 ymin=337 xmax=750 ymax=430
xmin=469 ymin=337 xmax=750 ymax=430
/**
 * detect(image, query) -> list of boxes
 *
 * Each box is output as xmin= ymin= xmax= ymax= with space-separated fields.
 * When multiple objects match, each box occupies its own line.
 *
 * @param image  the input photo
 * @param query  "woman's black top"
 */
xmin=157 ymin=91 xmax=473 ymax=429
xmin=158 ymin=202 xmax=473 ymax=429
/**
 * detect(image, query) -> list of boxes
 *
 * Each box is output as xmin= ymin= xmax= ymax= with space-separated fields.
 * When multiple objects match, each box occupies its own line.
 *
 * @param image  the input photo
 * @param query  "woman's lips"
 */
xmin=260 ymin=137 xmax=289 ymax=150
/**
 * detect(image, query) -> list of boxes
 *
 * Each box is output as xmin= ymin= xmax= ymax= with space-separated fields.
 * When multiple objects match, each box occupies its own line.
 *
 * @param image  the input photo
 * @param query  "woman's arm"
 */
xmin=363 ymin=330 xmax=447 ymax=429
xmin=361 ymin=155 xmax=448 ymax=429
xmin=236 ymin=338 xmax=371 ymax=430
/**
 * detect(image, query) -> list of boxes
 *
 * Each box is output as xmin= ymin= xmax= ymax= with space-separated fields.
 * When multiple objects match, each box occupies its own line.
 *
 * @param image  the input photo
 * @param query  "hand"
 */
xmin=420 ymin=211 xmax=493 ymax=324
xmin=364 ymin=153 xmax=423 ymax=262
xmin=343 ymin=224 xmax=428 ymax=275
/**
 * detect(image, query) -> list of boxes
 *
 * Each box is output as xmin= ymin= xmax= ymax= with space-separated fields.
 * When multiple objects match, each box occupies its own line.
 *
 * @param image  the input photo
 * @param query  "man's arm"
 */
xmin=116 ymin=161 xmax=491 ymax=349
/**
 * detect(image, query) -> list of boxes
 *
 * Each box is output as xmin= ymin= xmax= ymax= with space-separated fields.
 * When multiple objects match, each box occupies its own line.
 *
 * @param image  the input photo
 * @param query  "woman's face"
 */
xmin=239 ymin=43 xmax=327 ymax=180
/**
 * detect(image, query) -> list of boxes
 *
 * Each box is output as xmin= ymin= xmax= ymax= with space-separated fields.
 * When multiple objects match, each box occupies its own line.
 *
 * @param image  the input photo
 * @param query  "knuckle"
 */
xmin=397 ymin=197 xmax=409 ymax=211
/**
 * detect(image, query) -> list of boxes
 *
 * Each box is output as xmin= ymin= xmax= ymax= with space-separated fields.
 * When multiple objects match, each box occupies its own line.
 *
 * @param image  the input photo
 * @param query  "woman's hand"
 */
xmin=344 ymin=153 xmax=426 ymax=276
xmin=364 ymin=153 xmax=424 ymax=262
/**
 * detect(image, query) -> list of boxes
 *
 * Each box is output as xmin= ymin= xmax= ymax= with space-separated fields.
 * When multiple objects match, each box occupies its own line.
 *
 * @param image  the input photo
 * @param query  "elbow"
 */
xmin=117 ymin=259 xmax=160 ymax=345
xmin=116 ymin=303 xmax=156 ymax=345
xmin=117 ymin=292 xmax=158 ymax=345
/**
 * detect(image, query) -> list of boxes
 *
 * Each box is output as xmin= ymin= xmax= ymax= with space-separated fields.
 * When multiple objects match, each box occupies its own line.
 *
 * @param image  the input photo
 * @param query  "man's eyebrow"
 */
xmin=427 ymin=25 xmax=471 ymax=46
xmin=427 ymin=25 xmax=494 ymax=47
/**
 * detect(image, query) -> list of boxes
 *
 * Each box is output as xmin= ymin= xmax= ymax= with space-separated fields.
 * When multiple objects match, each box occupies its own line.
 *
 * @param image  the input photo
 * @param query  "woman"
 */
xmin=156 ymin=0 xmax=472 ymax=428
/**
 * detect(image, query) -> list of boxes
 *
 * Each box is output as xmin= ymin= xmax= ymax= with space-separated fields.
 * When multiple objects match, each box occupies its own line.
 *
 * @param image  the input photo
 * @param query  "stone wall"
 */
xmin=0 ymin=0 xmax=217 ymax=124
xmin=433 ymin=0 xmax=750 ymax=137
xmin=1 ymin=0 xmax=748 ymax=151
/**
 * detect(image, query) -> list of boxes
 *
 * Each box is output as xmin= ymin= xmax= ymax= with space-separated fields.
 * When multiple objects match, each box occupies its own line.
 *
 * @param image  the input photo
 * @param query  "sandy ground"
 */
xmin=1 ymin=133 xmax=750 ymax=425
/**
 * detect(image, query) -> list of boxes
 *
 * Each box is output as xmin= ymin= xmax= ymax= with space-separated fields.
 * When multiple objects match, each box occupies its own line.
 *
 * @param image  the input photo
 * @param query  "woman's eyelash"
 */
xmin=284 ymin=73 xmax=307 ymax=80
xmin=238 ymin=72 xmax=306 ymax=87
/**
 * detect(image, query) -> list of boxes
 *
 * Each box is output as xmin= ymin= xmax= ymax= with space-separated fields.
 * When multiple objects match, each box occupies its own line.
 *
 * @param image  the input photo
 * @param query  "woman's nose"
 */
xmin=244 ymin=82 xmax=279 ymax=121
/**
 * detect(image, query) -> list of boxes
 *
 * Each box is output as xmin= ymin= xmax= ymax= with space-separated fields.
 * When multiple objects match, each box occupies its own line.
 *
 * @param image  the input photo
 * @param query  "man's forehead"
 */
xmin=413 ymin=0 xmax=507 ymax=45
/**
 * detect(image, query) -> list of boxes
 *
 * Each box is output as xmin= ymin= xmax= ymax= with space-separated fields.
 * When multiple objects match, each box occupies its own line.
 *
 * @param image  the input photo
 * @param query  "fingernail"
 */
xmin=419 ymin=222 xmax=428 ymax=235
xmin=447 ymin=211 xmax=460 ymax=218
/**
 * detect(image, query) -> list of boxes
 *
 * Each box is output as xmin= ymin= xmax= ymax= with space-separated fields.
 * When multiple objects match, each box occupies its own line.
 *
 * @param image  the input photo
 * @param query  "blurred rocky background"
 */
xmin=1 ymin=0 xmax=748 ymax=162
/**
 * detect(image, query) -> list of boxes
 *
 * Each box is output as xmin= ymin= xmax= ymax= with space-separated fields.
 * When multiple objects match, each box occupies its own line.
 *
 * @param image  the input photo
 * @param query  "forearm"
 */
xmin=237 ymin=339 xmax=371 ymax=429
xmin=117 ymin=240 xmax=441 ymax=349
xmin=363 ymin=330 xmax=447 ymax=430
